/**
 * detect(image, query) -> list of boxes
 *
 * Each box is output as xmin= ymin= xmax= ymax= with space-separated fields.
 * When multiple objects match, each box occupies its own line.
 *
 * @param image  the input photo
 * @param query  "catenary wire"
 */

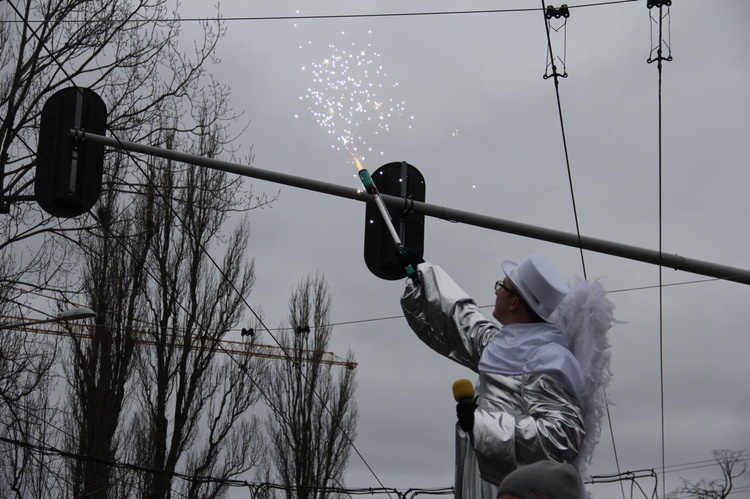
xmin=5 ymin=427 xmax=744 ymax=497
xmin=539 ymin=2 xmax=626 ymax=496
xmin=540 ymin=0 xmax=587 ymax=277
xmin=172 ymin=1 xmax=639 ymax=22
xmin=648 ymin=4 xmax=673 ymax=498
xmin=4 ymin=0 xmax=732 ymax=495
xmin=5 ymin=1 xmax=642 ymax=24
xmin=3 ymin=274 xmax=731 ymax=335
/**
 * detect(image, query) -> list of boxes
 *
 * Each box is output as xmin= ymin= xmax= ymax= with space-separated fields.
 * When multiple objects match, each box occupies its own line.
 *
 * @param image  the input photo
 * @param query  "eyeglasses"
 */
xmin=494 ymin=280 xmax=519 ymax=297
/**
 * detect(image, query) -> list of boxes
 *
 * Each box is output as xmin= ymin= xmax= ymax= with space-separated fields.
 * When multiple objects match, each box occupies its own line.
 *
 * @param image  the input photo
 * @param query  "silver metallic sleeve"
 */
xmin=401 ymin=263 xmax=497 ymax=371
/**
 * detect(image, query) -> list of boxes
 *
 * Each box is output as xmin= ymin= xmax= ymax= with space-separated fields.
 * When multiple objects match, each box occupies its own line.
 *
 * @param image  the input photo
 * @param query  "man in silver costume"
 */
xmin=401 ymin=255 xmax=602 ymax=499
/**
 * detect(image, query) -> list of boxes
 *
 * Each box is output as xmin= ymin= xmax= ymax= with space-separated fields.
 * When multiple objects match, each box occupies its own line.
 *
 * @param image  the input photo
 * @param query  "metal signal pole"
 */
xmin=76 ymin=130 xmax=750 ymax=286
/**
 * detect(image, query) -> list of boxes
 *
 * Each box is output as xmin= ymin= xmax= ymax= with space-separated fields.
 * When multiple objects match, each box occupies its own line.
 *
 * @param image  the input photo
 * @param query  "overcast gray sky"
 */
xmin=179 ymin=1 xmax=750 ymax=496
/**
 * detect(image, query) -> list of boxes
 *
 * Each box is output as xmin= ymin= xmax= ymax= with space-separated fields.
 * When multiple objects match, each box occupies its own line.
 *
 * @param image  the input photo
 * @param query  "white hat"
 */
xmin=502 ymin=255 xmax=569 ymax=323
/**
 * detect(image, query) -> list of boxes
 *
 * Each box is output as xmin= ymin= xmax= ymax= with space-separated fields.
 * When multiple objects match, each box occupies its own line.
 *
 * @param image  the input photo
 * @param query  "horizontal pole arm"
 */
xmin=79 ymin=131 xmax=371 ymax=201
xmin=80 ymin=131 xmax=750 ymax=285
xmin=385 ymin=196 xmax=750 ymax=285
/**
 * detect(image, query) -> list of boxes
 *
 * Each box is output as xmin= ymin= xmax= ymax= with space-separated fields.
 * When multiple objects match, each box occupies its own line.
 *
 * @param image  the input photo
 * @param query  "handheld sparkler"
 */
xmin=353 ymin=155 xmax=419 ymax=283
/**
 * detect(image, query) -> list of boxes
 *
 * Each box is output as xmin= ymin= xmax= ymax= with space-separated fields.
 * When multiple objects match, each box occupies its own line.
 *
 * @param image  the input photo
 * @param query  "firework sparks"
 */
xmin=299 ymin=33 xmax=410 ymax=165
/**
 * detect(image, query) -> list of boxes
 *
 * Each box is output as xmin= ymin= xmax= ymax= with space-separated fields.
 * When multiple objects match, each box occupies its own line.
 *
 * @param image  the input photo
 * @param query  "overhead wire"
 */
xmin=4 ymin=1 xmax=642 ymax=24
xmin=1 ymin=272 xmax=735 ymax=370
xmin=7 ymin=419 xmax=744 ymax=497
xmin=3 ymin=430 xmax=456 ymax=498
xmin=647 ymin=3 xmax=673 ymax=498
xmin=3 ymin=273 xmax=734 ymax=338
xmin=539 ymin=3 xmax=625 ymax=496
xmin=540 ymin=0 xmax=587 ymax=278
xmin=2 ymin=0 xmax=721 ymax=495
xmin=2 ymin=1 xmax=379 ymax=495
xmin=0 ymin=434 xmax=253 ymax=490
xmin=76 ymin=163 xmax=371 ymax=493
xmin=7 ymin=0 xmax=656 ymax=491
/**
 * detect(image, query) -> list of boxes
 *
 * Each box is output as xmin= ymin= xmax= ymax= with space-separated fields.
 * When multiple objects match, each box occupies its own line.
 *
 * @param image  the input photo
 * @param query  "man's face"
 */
xmin=492 ymin=276 xmax=517 ymax=324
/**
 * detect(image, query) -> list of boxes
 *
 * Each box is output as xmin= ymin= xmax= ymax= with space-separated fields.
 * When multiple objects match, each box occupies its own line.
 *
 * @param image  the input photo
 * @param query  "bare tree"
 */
xmin=1 ymin=1 xmax=274 ymax=496
xmin=0 ymin=255 xmax=62 ymax=497
xmin=0 ymin=380 xmax=67 ymax=498
xmin=668 ymin=449 xmax=748 ymax=499
xmin=0 ymin=255 xmax=57 ymax=409
xmin=1 ymin=0 xmax=223 ymax=208
xmin=266 ymin=274 xmax=358 ymax=499
xmin=123 ymin=118 xmax=268 ymax=499
xmin=61 ymin=180 xmax=154 ymax=498
xmin=0 ymin=0 xmax=229 ymax=302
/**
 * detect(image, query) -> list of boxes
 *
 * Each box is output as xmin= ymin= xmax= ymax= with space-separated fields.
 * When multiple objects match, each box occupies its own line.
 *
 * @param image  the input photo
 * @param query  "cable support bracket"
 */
xmin=542 ymin=66 xmax=567 ymax=80
xmin=647 ymin=0 xmax=672 ymax=8
xmin=646 ymin=0 xmax=673 ymax=65
xmin=542 ymin=3 xmax=570 ymax=80
xmin=545 ymin=4 xmax=570 ymax=19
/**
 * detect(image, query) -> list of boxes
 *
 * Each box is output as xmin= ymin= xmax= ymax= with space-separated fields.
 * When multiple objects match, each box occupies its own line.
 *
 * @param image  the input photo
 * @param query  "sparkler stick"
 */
xmin=353 ymin=154 xmax=419 ymax=282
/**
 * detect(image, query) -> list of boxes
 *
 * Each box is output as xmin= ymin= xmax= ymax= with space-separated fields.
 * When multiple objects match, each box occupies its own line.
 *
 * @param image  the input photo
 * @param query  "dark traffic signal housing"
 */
xmin=35 ymin=87 xmax=106 ymax=218
xmin=363 ymin=162 xmax=425 ymax=280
